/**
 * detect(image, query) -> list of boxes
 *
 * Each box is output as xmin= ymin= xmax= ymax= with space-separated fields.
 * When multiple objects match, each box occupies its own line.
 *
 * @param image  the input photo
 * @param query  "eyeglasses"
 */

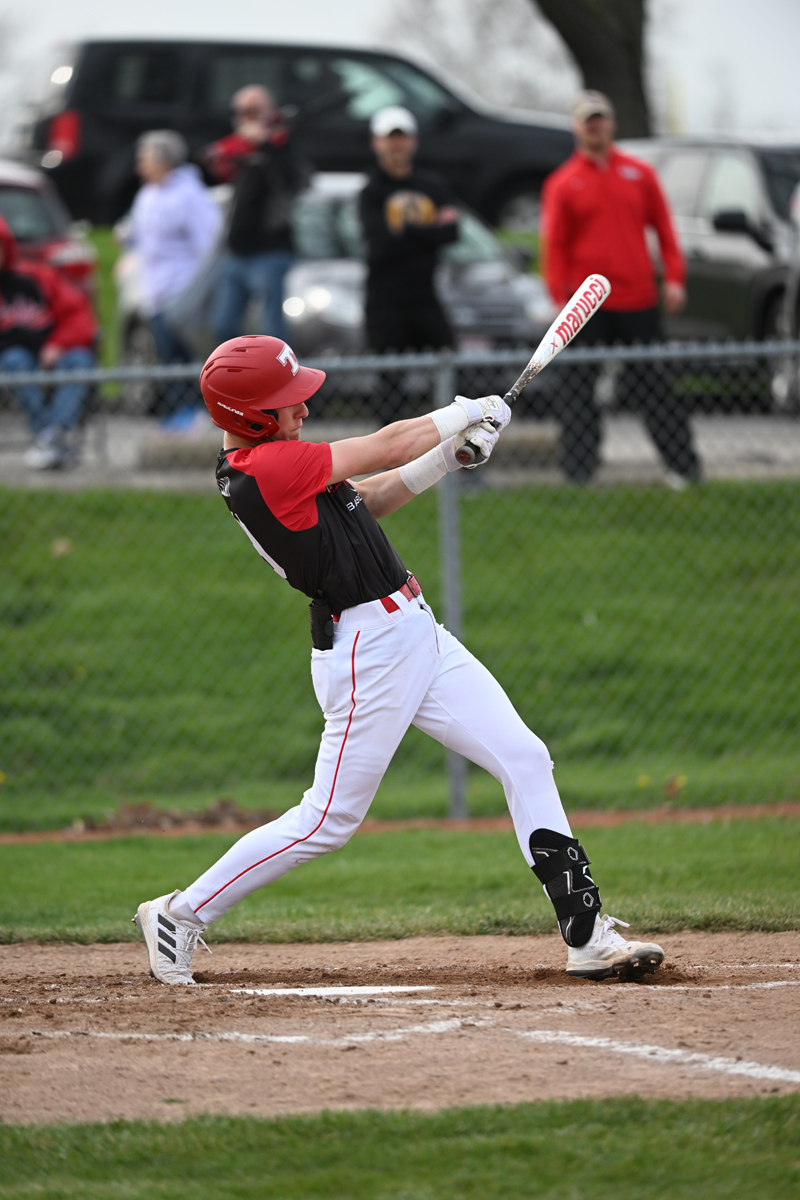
xmin=231 ymin=106 xmax=268 ymax=119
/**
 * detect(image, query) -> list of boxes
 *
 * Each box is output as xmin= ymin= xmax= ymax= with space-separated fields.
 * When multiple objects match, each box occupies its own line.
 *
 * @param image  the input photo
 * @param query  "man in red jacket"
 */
xmin=0 ymin=217 xmax=96 ymax=469
xmin=541 ymin=91 xmax=700 ymax=486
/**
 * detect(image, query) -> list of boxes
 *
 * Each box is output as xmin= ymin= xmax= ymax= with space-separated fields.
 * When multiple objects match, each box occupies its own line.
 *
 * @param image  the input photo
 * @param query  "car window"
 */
xmin=207 ymin=51 xmax=285 ymax=112
xmin=103 ymin=50 xmax=180 ymax=105
xmin=375 ymin=60 xmax=454 ymax=121
xmin=0 ymin=187 xmax=60 ymax=241
xmin=327 ymin=55 xmax=453 ymax=123
xmin=441 ymin=210 xmax=505 ymax=263
xmin=292 ymin=194 xmax=366 ymax=259
xmin=700 ymin=152 xmax=762 ymax=223
xmin=756 ymin=150 xmax=800 ymax=220
xmin=656 ymin=151 xmax=707 ymax=216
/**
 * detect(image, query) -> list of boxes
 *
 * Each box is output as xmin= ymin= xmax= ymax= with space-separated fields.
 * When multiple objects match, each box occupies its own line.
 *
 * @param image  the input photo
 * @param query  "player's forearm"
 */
xmin=375 ymin=415 xmax=442 ymax=467
xmin=354 ymin=468 xmax=416 ymax=518
xmin=327 ymin=399 xmax=498 ymax=483
xmin=328 ymin=416 xmax=441 ymax=484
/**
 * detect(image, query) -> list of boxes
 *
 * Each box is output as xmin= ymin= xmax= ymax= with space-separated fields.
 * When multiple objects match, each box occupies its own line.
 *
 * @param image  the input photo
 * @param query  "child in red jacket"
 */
xmin=0 ymin=217 xmax=97 ymax=469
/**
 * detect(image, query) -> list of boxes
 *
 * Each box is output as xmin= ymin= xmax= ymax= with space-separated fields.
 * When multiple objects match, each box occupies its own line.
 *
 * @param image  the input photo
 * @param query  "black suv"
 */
xmin=21 ymin=39 xmax=572 ymax=226
xmin=622 ymin=137 xmax=800 ymax=340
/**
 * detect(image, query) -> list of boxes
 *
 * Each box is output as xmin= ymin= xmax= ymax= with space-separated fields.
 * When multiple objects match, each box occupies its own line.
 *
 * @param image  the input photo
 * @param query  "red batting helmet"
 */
xmin=200 ymin=335 xmax=326 ymax=439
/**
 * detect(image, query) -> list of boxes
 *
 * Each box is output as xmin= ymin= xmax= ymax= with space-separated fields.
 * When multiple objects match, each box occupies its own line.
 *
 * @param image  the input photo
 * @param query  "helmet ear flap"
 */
xmin=244 ymin=409 xmax=280 ymax=438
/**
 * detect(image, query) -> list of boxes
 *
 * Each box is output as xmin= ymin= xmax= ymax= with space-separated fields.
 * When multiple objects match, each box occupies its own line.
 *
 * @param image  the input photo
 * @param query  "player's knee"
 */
xmin=309 ymin=808 xmax=362 ymax=854
xmin=520 ymin=730 xmax=555 ymax=778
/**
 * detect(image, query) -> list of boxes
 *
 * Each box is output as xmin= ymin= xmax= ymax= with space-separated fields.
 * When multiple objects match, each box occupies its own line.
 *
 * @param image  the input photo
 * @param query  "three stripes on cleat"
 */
xmin=157 ymin=912 xmax=178 ymax=963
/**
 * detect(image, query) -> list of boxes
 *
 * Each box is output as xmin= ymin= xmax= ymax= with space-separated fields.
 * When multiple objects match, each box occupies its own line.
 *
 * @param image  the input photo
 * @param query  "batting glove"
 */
xmin=455 ymin=421 xmax=501 ymax=468
xmin=461 ymin=395 xmax=512 ymax=431
xmin=430 ymin=394 xmax=511 ymax=441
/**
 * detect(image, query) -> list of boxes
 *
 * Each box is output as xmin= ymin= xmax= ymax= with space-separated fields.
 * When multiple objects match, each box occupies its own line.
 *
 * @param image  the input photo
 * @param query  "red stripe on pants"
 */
xmin=194 ymin=631 xmax=361 ymax=914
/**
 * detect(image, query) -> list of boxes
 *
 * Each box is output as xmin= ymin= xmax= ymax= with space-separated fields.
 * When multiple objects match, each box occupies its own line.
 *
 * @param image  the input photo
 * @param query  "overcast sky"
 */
xmin=2 ymin=0 xmax=799 ymax=137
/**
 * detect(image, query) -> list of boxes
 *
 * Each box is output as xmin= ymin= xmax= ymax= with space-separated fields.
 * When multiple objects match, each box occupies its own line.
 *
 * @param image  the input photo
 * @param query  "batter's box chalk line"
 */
xmin=24 ymin=1020 xmax=800 ymax=1084
xmin=27 ymin=1017 xmax=463 ymax=1047
xmin=230 ymin=985 xmax=436 ymax=997
xmin=514 ymin=1030 xmax=800 ymax=1085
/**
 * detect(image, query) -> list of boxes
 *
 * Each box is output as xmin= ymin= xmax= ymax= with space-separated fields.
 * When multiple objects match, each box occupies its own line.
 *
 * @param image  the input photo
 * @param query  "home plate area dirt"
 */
xmin=1 ymin=932 xmax=798 ymax=1124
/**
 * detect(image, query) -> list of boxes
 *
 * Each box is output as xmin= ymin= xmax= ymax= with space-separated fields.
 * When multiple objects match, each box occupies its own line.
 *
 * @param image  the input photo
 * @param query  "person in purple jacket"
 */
xmin=128 ymin=130 xmax=222 ymax=426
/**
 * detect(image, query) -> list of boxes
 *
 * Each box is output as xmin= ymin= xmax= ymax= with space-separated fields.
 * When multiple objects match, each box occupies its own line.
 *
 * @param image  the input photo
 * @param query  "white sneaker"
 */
xmin=133 ymin=890 xmax=210 ymax=985
xmin=24 ymin=427 xmax=70 ymax=470
xmin=566 ymin=914 xmax=664 ymax=979
xmin=664 ymin=470 xmax=689 ymax=492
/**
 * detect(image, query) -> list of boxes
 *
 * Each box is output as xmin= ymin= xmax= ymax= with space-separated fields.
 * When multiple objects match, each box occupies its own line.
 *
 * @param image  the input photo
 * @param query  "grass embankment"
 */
xmin=3 ymin=482 xmax=800 ymax=830
xmin=88 ymin=226 xmax=121 ymax=368
xmin=1 ymin=818 xmax=797 ymax=943
xmin=1 ymin=1098 xmax=798 ymax=1199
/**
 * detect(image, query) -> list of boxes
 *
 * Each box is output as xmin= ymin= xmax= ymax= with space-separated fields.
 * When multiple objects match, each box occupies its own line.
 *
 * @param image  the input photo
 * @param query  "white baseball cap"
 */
xmin=369 ymin=106 xmax=418 ymax=137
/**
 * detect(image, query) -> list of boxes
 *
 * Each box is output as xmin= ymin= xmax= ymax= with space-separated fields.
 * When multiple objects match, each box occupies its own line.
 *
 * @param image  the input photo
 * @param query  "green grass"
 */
xmin=1 ymin=818 xmax=797 ymax=943
xmin=3 ymin=481 xmax=800 ymax=829
xmin=1 ymin=1098 xmax=798 ymax=1199
xmin=87 ymin=226 xmax=121 ymax=369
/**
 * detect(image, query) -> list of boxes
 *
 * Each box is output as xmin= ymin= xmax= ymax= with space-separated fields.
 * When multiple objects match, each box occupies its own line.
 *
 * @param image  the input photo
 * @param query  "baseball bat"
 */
xmin=455 ymin=273 xmax=612 ymax=465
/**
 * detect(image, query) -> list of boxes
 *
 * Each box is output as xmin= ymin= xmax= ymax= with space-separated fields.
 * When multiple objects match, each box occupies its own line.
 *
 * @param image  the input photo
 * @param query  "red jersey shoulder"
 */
xmin=228 ymin=440 xmax=333 ymax=532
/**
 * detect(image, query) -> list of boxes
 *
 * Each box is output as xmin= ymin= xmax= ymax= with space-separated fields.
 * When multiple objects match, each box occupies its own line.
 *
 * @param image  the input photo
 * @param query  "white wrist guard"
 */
xmin=430 ymin=396 xmax=486 ymax=441
xmin=399 ymin=437 xmax=461 ymax=494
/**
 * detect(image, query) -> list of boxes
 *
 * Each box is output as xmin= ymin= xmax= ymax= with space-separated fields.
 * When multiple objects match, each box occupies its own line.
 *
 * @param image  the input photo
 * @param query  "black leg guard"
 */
xmin=530 ymin=829 xmax=601 ymax=947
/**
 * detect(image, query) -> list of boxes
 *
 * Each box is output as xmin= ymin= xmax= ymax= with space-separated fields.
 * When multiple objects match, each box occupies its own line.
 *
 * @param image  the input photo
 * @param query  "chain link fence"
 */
xmin=2 ymin=339 xmax=800 ymax=830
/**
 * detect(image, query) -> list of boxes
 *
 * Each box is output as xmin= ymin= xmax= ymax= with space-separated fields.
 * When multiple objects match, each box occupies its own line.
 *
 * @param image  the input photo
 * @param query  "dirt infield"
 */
xmin=1 ymin=931 xmax=798 ymax=1124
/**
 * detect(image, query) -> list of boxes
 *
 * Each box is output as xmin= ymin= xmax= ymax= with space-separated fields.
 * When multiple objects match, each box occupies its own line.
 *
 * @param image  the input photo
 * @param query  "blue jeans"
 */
xmin=211 ymin=250 xmax=295 ymax=343
xmin=149 ymin=312 xmax=202 ymax=415
xmin=0 ymin=345 xmax=95 ymax=433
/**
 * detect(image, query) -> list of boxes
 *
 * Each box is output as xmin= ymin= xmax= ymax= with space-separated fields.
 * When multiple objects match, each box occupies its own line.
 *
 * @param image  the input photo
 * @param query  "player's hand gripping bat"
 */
xmin=455 ymin=273 xmax=612 ymax=466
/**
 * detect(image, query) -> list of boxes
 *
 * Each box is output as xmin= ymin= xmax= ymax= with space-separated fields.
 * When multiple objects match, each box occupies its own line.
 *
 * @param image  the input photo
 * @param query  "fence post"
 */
xmin=435 ymin=352 xmax=468 ymax=820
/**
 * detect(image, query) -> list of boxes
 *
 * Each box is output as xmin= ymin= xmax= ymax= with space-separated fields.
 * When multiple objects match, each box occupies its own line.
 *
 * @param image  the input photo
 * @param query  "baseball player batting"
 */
xmin=134 ymin=319 xmax=664 ymax=984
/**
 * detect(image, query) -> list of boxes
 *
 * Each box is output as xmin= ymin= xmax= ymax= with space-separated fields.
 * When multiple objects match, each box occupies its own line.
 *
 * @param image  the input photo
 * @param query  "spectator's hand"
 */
xmin=436 ymin=205 xmax=459 ymax=226
xmin=39 ymin=344 xmax=63 ymax=369
xmin=663 ymin=281 xmax=686 ymax=316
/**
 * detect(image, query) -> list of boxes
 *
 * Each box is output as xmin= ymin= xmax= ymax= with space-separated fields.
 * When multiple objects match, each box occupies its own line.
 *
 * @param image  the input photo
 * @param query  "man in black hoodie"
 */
xmin=359 ymin=106 xmax=459 ymax=416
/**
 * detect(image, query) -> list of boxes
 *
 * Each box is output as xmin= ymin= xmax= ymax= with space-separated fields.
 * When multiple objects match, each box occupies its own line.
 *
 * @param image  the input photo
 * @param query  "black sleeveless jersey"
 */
xmin=216 ymin=442 xmax=408 ymax=612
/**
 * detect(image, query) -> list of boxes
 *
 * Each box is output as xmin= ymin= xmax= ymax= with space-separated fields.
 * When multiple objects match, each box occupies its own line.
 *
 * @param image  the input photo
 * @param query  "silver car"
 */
xmin=282 ymin=173 xmax=554 ymax=357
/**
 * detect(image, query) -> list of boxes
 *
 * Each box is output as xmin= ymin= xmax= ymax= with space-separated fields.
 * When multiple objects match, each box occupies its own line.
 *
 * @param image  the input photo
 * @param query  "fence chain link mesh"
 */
xmin=2 ymin=340 xmax=800 ymax=829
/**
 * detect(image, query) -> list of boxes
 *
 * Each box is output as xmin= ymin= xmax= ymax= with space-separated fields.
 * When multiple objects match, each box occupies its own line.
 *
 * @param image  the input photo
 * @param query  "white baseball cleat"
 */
xmin=566 ymin=914 xmax=664 ymax=980
xmin=133 ymin=891 xmax=210 ymax=985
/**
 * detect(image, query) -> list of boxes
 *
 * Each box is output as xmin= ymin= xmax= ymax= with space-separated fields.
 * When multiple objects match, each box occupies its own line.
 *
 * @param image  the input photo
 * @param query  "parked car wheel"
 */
xmin=762 ymin=289 xmax=800 ymax=411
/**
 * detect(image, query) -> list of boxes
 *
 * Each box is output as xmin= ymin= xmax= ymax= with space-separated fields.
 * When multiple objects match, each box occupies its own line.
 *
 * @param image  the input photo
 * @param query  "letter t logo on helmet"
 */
xmin=200 ymin=336 xmax=326 ymax=440
xmin=277 ymin=343 xmax=299 ymax=375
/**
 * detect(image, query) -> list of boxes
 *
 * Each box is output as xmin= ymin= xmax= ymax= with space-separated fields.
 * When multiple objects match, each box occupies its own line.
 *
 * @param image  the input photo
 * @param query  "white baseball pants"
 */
xmin=182 ymin=585 xmax=572 ymax=923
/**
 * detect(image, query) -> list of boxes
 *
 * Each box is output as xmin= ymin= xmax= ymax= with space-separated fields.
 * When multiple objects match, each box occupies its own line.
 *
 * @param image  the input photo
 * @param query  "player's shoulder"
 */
xmin=225 ymin=438 xmax=331 ymax=495
xmin=235 ymin=439 xmax=326 ymax=465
